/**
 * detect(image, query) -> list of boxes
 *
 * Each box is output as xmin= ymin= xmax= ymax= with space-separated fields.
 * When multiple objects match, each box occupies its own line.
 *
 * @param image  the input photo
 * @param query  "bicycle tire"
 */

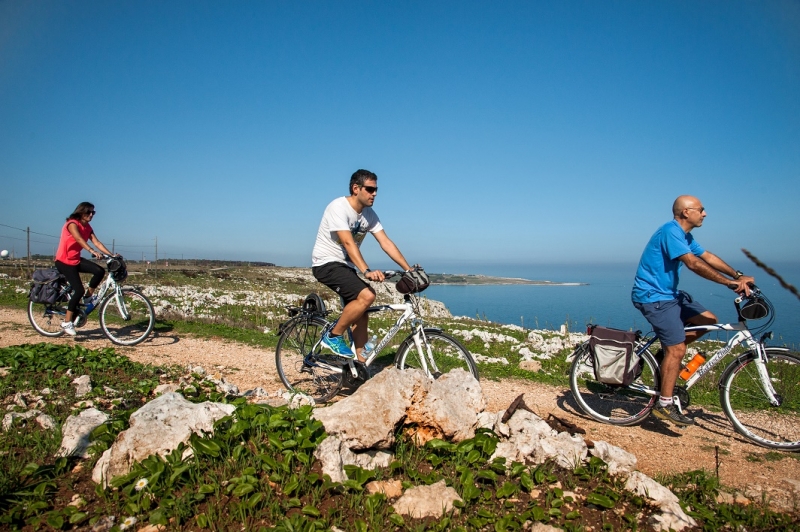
xmin=569 ymin=342 xmax=660 ymax=426
xmin=719 ymin=348 xmax=800 ymax=450
xmin=275 ymin=315 xmax=344 ymax=403
xmin=99 ymin=288 xmax=155 ymax=346
xmin=395 ymin=329 xmax=479 ymax=380
xmin=27 ymin=300 xmax=66 ymax=337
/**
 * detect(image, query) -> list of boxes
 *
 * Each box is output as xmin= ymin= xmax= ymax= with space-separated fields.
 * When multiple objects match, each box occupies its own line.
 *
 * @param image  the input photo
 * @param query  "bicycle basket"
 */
xmin=302 ymin=293 xmax=326 ymax=315
xmin=107 ymin=257 xmax=128 ymax=282
xmin=740 ymin=296 xmax=769 ymax=320
xmin=396 ymin=268 xmax=430 ymax=294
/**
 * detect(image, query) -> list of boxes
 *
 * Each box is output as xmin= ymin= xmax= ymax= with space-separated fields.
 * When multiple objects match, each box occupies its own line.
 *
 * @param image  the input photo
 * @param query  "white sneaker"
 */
xmin=60 ymin=321 xmax=77 ymax=337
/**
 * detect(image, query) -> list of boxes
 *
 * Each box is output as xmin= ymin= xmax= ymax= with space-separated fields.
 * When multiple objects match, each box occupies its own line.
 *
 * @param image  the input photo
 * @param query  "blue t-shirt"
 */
xmin=631 ymin=220 xmax=705 ymax=304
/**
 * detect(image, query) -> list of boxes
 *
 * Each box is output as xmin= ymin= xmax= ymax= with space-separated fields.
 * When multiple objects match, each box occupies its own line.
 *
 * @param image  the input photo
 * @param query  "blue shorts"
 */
xmin=633 ymin=291 xmax=708 ymax=347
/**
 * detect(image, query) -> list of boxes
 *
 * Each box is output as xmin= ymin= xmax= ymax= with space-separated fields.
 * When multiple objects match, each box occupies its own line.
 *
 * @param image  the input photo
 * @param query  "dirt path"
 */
xmin=2 ymin=307 xmax=798 ymax=511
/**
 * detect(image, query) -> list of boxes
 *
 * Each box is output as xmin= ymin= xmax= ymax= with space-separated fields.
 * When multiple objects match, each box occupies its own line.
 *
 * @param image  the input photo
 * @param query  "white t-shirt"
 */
xmin=312 ymin=197 xmax=384 ymax=269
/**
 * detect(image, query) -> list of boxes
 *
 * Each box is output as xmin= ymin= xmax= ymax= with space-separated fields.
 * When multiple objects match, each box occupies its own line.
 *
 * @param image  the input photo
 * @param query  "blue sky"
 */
xmin=1 ymin=1 xmax=798 ymax=274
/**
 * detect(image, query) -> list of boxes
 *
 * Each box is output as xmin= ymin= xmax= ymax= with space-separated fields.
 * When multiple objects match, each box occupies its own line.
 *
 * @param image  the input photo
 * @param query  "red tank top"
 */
xmin=55 ymin=220 xmax=93 ymax=265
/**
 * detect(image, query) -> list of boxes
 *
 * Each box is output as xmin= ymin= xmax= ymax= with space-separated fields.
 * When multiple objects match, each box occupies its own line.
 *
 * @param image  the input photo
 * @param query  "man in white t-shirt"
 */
xmin=312 ymin=169 xmax=412 ymax=360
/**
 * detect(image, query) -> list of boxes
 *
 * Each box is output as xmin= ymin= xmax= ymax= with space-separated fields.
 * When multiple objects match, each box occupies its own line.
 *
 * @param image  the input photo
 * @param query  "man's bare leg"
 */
xmin=330 ymin=288 xmax=375 ymax=361
xmin=684 ymin=310 xmax=717 ymax=344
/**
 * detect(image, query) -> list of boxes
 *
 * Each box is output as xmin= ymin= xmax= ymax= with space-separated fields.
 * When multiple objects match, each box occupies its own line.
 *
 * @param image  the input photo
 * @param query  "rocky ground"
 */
xmin=1 ymin=306 xmax=799 ymax=513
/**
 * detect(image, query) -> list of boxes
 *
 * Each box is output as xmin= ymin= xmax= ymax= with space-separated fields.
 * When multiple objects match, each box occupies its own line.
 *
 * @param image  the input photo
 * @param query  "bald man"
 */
xmin=631 ymin=195 xmax=754 ymax=427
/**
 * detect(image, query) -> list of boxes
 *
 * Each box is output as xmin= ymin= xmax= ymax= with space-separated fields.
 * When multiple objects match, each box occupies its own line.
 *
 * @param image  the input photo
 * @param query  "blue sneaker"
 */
xmin=321 ymin=333 xmax=355 ymax=359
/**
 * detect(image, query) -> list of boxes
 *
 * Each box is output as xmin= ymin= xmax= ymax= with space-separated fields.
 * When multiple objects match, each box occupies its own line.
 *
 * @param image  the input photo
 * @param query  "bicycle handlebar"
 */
xmin=734 ymin=284 xmax=760 ymax=304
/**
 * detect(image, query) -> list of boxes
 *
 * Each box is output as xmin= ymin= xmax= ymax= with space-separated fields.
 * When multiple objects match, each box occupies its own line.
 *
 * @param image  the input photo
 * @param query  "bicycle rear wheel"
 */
xmin=395 ymin=329 xmax=478 ymax=380
xmin=275 ymin=315 xmax=344 ymax=403
xmin=99 ymin=288 xmax=155 ymax=346
xmin=569 ymin=342 xmax=660 ymax=426
xmin=28 ymin=301 xmax=66 ymax=337
xmin=720 ymin=349 xmax=800 ymax=450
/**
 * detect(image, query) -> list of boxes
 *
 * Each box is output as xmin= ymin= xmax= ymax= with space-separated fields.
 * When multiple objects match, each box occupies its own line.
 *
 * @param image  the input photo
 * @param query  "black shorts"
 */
xmin=312 ymin=262 xmax=373 ymax=304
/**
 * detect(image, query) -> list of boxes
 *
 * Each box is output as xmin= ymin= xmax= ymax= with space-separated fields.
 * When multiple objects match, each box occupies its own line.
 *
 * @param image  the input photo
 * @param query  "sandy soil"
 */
xmin=2 ymin=307 xmax=798 ymax=511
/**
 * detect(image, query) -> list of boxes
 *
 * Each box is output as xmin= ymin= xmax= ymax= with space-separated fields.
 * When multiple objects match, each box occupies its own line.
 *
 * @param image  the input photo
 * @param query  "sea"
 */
xmin=423 ymin=263 xmax=800 ymax=348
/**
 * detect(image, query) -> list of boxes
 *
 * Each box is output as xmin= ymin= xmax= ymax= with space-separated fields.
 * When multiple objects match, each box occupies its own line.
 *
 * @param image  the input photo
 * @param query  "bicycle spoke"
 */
xmin=99 ymin=288 xmax=155 ymax=346
xmin=28 ymin=301 xmax=66 ymax=337
xmin=721 ymin=350 xmax=800 ymax=450
xmin=275 ymin=316 xmax=344 ymax=402
xmin=570 ymin=343 xmax=659 ymax=426
xmin=396 ymin=330 xmax=478 ymax=380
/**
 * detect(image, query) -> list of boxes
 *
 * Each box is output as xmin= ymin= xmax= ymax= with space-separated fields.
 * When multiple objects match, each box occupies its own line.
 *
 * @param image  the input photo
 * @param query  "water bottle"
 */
xmin=363 ymin=335 xmax=378 ymax=356
xmin=679 ymin=353 xmax=706 ymax=380
xmin=84 ymin=295 xmax=97 ymax=313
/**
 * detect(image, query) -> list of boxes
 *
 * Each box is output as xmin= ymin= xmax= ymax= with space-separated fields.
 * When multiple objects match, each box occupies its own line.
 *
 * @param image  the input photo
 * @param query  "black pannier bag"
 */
xmin=396 ymin=268 xmax=431 ymax=294
xmin=588 ymin=325 xmax=639 ymax=386
xmin=29 ymin=268 xmax=66 ymax=305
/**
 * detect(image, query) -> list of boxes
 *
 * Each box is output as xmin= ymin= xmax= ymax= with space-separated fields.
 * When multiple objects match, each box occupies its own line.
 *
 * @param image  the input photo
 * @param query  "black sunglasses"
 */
xmin=88 ymin=211 xmax=96 ymax=215
xmin=361 ymin=185 xmax=378 ymax=194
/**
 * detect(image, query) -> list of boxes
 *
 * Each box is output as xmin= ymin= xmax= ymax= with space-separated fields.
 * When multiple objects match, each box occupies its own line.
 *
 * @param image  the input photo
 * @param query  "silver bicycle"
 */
xmin=569 ymin=286 xmax=800 ymax=450
xmin=27 ymin=255 xmax=155 ymax=346
xmin=275 ymin=270 xmax=478 ymax=402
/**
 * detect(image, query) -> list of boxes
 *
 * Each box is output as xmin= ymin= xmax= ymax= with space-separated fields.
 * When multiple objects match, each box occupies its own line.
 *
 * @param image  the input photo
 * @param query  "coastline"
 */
xmin=429 ymin=273 xmax=588 ymax=286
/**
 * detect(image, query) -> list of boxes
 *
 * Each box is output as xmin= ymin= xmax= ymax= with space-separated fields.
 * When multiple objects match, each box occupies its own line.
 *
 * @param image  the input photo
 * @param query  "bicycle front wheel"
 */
xmin=720 ymin=348 xmax=800 ymax=450
xmin=99 ymin=288 xmax=155 ymax=346
xmin=275 ymin=315 xmax=344 ymax=403
xmin=395 ymin=329 xmax=478 ymax=380
xmin=569 ymin=342 xmax=660 ymax=426
xmin=28 ymin=300 xmax=66 ymax=337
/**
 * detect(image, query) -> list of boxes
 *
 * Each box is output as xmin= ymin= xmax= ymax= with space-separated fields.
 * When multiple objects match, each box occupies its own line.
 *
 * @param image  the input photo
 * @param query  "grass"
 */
xmin=1 ymin=343 xmax=798 ymax=531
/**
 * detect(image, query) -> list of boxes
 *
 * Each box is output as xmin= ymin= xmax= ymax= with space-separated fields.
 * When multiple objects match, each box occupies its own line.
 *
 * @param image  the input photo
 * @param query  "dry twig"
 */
xmin=742 ymin=248 xmax=800 ymax=302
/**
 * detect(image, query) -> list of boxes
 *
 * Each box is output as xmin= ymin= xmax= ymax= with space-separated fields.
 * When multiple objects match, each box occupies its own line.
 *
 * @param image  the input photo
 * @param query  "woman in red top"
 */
xmin=54 ymin=202 xmax=115 ymax=336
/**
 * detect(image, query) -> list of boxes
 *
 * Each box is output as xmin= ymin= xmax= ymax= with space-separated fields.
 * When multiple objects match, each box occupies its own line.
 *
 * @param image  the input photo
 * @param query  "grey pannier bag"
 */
xmin=588 ymin=325 xmax=639 ymax=386
xmin=29 ymin=268 xmax=66 ymax=305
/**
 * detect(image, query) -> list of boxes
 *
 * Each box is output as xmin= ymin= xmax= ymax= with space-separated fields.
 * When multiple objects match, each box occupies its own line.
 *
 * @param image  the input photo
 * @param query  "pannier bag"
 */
xmin=588 ymin=325 xmax=639 ymax=386
xmin=29 ymin=268 xmax=66 ymax=305
xmin=396 ymin=268 xmax=431 ymax=294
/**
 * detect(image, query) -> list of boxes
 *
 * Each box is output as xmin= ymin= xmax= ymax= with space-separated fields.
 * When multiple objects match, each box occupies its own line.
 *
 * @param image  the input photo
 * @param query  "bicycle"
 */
xmin=569 ymin=286 xmax=800 ymax=450
xmin=27 ymin=255 xmax=156 ymax=346
xmin=275 ymin=270 xmax=478 ymax=402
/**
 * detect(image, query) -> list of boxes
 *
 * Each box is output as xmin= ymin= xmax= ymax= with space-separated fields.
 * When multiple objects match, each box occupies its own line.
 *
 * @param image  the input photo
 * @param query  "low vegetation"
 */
xmin=1 ymin=343 xmax=798 ymax=531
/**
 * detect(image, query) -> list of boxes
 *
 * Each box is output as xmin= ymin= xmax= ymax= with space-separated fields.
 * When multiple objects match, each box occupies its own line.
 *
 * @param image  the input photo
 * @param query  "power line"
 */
xmin=0 ymin=222 xmax=58 ymax=239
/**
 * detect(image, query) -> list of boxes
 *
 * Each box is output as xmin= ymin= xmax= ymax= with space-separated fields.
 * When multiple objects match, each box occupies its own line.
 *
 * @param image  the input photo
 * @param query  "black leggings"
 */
xmin=55 ymin=259 xmax=105 ymax=313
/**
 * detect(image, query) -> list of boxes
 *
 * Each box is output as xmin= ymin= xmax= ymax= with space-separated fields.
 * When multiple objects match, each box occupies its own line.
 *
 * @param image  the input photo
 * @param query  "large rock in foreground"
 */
xmin=312 ymin=367 xmax=485 ymax=451
xmin=92 ymin=392 xmax=235 ymax=487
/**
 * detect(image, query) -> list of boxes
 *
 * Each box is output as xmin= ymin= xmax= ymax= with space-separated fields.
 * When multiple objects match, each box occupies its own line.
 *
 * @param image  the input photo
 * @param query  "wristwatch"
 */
xmin=363 ymin=268 xmax=372 ymax=275
xmin=734 ymin=270 xmax=744 ymax=279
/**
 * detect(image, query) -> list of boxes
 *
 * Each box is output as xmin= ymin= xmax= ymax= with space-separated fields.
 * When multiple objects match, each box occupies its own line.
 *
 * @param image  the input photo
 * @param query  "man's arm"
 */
xmin=680 ymin=252 xmax=754 ymax=295
xmin=335 ymin=230 xmax=371 ymax=276
xmin=373 ymin=230 xmax=412 ymax=273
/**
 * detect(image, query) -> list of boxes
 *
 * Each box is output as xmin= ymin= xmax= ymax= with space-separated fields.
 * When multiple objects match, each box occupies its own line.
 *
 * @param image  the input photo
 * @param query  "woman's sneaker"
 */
xmin=60 ymin=321 xmax=77 ymax=337
xmin=320 ymin=333 xmax=355 ymax=359
xmin=652 ymin=402 xmax=694 ymax=427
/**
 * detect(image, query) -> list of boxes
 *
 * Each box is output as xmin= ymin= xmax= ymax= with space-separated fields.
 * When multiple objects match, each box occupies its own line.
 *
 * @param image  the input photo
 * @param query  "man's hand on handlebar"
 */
xmin=365 ymin=270 xmax=385 ymax=282
xmin=727 ymin=275 xmax=755 ymax=296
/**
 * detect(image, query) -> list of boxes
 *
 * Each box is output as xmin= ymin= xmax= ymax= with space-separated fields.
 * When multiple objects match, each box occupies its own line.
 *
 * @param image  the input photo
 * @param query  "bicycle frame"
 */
xmin=321 ymin=299 xmax=431 ymax=379
xmin=634 ymin=321 xmax=782 ymax=406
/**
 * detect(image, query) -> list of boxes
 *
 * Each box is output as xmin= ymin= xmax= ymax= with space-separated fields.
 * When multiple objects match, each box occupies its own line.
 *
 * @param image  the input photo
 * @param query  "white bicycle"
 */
xmin=275 ymin=269 xmax=478 ymax=402
xmin=27 ymin=255 xmax=155 ymax=346
xmin=569 ymin=286 xmax=800 ymax=450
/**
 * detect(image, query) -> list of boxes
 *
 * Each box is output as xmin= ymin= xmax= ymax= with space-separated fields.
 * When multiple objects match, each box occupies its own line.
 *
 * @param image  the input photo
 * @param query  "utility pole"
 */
xmin=112 ymin=239 xmax=115 ymax=254
xmin=155 ymin=237 xmax=158 ymax=279
xmin=26 ymin=227 xmax=30 ymax=274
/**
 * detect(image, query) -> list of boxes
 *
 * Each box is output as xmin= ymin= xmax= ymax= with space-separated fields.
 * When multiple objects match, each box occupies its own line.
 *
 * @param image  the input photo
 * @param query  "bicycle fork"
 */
xmin=411 ymin=327 xmax=442 ymax=378
xmin=750 ymin=344 xmax=782 ymax=407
